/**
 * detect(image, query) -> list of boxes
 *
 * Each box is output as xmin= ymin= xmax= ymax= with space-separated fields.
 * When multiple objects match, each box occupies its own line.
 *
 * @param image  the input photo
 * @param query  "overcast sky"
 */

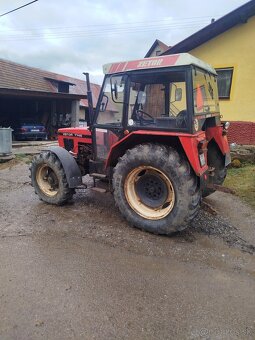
xmin=0 ymin=0 xmax=249 ymax=84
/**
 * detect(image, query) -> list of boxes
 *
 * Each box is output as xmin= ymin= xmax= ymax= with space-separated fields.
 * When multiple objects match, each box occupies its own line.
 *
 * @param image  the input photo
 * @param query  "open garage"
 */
xmin=0 ymin=59 xmax=87 ymax=139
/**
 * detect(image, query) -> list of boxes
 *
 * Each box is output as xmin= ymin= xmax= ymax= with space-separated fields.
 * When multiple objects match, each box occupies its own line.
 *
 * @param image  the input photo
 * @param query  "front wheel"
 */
xmin=30 ymin=151 xmax=75 ymax=205
xmin=113 ymin=144 xmax=201 ymax=235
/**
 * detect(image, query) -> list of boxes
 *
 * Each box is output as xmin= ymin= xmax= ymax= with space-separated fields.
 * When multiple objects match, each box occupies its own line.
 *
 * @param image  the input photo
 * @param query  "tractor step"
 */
xmin=90 ymin=187 xmax=107 ymax=193
xmin=90 ymin=173 xmax=107 ymax=179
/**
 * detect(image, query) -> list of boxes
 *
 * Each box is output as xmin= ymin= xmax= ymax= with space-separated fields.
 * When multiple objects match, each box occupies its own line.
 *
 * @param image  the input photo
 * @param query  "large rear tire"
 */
xmin=30 ymin=151 xmax=75 ymax=205
xmin=113 ymin=144 xmax=201 ymax=235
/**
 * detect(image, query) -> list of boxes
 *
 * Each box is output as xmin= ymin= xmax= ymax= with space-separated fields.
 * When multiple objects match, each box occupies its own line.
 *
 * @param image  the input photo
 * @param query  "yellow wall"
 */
xmin=190 ymin=16 xmax=255 ymax=122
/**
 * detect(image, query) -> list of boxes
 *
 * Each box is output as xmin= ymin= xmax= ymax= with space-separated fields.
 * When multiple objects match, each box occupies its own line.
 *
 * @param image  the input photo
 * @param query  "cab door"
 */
xmin=92 ymin=74 xmax=127 ymax=163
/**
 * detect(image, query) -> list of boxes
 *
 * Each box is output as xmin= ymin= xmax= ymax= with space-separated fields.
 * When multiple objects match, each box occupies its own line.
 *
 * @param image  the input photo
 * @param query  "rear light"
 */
xmin=223 ymin=121 xmax=230 ymax=130
xmin=222 ymin=121 xmax=230 ymax=136
xmin=197 ymin=140 xmax=207 ymax=154
xmin=20 ymin=127 xmax=28 ymax=132
xmin=198 ymin=140 xmax=207 ymax=167
xmin=41 ymin=127 xmax=46 ymax=132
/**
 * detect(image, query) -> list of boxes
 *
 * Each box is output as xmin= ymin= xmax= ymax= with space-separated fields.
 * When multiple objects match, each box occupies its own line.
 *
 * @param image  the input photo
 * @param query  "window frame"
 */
xmin=125 ymin=68 xmax=190 ymax=131
xmin=215 ymin=67 xmax=234 ymax=99
xmin=94 ymin=74 xmax=127 ymax=127
xmin=192 ymin=66 xmax=220 ymax=116
xmin=93 ymin=67 xmax=194 ymax=133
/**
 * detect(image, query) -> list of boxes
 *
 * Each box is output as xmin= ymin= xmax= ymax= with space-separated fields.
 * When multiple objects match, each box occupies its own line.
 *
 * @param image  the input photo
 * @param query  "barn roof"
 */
xmin=0 ymin=58 xmax=101 ymax=106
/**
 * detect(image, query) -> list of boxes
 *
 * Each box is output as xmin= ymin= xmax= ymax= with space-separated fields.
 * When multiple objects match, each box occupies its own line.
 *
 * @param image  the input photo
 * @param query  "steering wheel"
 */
xmin=137 ymin=110 xmax=154 ymax=125
xmin=176 ymin=110 xmax=187 ymax=128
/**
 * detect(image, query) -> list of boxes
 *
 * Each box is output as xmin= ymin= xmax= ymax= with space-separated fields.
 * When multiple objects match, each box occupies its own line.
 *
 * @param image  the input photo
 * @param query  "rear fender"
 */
xmin=178 ymin=133 xmax=208 ymax=176
xmin=106 ymin=130 xmax=208 ymax=176
xmin=206 ymin=126 xmax=231 ymax=166
xmin=206 ymin=126 xmax=230 ymax=154
xmin=47 ymin=146 xmax=82 ymax=188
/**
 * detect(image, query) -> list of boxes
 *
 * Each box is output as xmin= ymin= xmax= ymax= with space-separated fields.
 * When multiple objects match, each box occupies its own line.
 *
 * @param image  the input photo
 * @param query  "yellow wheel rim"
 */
xmin=124 ymin=166 xmax=175 ymax=220
xmin=36 ymin=164 xmax=59 ymax=197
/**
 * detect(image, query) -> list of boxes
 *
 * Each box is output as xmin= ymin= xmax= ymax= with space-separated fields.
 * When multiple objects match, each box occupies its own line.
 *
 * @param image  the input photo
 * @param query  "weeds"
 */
xmin=224 ymin=164 xmax=255 ymax=209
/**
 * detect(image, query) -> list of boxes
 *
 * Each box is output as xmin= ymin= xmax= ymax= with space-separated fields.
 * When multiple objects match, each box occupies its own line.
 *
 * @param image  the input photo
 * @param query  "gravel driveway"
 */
xmin=0 ymin=161 xmax=254 ymax=340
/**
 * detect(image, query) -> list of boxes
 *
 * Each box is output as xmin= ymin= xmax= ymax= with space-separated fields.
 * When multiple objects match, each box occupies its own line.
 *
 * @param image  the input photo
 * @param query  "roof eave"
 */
xmin=162 ymin=0 xmax=255 ymax=54
xmin=0 ymin=88 xmax=87 ymax=99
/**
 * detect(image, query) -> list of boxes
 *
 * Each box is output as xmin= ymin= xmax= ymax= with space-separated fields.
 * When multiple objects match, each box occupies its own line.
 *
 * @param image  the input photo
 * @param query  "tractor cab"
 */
xmin=91 ymin=54 xmax=221 ymax=163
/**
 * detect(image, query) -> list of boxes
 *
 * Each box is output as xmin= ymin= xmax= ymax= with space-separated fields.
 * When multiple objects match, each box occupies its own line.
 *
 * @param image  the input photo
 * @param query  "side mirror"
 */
xmin=110 ymin=75 xmax=124 ymax=103
xmin=113 ymin=81 xmax=118 ymax=100
xmin=100 ymin=94 xmax=108 ymax=112
xmin=175 ymin=88 xmax=182 ymax=101
xmin=137 ymin=91 xmax=146 ymax=105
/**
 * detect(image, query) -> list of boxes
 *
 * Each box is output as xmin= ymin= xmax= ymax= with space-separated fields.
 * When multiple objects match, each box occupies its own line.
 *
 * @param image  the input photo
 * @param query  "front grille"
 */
xmin=63 ymin=138 xmax=74 ymax=151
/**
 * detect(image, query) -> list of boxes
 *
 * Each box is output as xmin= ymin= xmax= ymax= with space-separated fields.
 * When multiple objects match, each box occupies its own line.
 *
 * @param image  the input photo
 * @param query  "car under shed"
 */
xmin=0 ymin=59 xmax=87 ymax=139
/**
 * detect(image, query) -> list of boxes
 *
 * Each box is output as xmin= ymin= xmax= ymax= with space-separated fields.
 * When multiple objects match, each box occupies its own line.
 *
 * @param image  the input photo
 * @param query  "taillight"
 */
xmin=41 ymin=127 xmax=46 ymax=132
xmin=222 ymin=121 xmax=230 ymax=135
xmin=20 ymin=127 xmax=28 ymax=132
xmin=198 ymin=140 xmax=207 ymax=167
xmin=198 ymin=140 xmax=207 ymax=154
xmin=223 ymin=121 xmax=230 ymax=130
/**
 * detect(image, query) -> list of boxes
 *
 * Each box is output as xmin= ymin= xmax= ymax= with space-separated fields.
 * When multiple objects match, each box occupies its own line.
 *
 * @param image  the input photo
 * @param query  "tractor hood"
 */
xmin=58 ymin=127 xmax=92 ymax=139
xmin=58 ymin=127 xmax=92 ymax=154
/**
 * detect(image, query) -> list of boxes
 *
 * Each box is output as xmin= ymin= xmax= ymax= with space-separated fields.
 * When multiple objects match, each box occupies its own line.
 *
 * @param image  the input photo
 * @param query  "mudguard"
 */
xmin=47 ymin=146 xmax=82 ymax=188
xmin=206 ymin=126 xmax=231 ymax=166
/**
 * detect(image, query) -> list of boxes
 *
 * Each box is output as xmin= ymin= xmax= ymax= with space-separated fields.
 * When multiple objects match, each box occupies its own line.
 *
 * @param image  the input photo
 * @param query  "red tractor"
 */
xmin=30 ymin=53 xmax=231 ymax=235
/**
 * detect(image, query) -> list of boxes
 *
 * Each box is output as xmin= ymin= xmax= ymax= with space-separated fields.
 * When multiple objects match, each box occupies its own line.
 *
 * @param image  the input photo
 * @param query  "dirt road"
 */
xmin=0 ymin=162 xmax=254 ymax=339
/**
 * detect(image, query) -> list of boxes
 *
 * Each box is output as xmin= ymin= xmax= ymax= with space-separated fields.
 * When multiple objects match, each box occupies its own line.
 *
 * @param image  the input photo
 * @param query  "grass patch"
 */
xmin=224 ymin=164 xmax=255 ymax=209
xmin=0 ymin=154 xmax=33 ymax=170
xmin=15 ymin=154 xmax=33 ymax=164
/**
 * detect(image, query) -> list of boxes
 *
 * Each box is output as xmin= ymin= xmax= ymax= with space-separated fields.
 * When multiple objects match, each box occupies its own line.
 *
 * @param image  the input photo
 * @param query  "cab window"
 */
xmin=128 ymin=71 xmax=188 ymax=129
xmin=192 ymin=68 xmax=220 ymax=115
xmin=96 ymin=75 xmax=125 ymax=126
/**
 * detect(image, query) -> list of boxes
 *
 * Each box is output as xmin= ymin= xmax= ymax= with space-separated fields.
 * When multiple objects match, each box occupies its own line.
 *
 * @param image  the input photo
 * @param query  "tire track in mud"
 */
xmin=0 ymin=162 xmax=254 ymax=257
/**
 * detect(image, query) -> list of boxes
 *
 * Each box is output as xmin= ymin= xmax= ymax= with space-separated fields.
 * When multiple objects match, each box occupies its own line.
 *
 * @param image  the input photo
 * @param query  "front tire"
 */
xmin=30 ymin=151 xmax=75 ymax=205
xmin=113 ymin=144 xmax=201 ymax=235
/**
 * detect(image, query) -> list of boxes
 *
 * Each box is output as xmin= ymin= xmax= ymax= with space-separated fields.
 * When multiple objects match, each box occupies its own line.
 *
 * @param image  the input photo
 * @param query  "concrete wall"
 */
xmin=71 ymin=100 xmax=79 ymax=127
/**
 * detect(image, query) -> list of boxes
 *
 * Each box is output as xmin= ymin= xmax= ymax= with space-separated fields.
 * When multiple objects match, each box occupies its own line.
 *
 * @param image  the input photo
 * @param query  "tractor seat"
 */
xmin=176 ymin=110 xmax=187 ymax=128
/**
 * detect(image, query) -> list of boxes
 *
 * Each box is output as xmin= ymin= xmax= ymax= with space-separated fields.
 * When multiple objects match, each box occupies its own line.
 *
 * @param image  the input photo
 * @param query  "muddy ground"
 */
xmin=0 ymin=161 xmax=254 ymax=340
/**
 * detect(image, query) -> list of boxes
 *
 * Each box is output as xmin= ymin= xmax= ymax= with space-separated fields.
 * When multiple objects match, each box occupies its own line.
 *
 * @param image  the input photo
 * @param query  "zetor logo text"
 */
xmin=137 ymin=59 xmax=163 ymax=68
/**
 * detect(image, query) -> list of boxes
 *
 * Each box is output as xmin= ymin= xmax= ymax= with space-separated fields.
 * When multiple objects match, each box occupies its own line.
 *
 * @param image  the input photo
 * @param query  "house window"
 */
xmin=155 ymin=50 xmax=161 ymax=56
xmin=58 ymin=82 xmax=69 ymax=93
xmin=216 ymin=68 xmax=233 ymax=99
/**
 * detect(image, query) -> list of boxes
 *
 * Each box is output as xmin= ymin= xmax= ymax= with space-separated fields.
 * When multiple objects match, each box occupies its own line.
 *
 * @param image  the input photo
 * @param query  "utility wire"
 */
xmin=0 ymin=15 xmax=217 ymax=31
xmin=0 ymin=17 xmax=216 ymax=41
xmin=1 ymin=20 xmax=210 ymax=36
xmin=0 ymin=0 xmax=38 ymax=18
xmin=0 ymin=16 xmax=217 ymax=33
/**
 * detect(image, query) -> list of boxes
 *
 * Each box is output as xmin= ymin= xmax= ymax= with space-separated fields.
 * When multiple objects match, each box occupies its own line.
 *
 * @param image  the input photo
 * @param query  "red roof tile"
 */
xmin=0 ymin=58 xmax=101 ymax=107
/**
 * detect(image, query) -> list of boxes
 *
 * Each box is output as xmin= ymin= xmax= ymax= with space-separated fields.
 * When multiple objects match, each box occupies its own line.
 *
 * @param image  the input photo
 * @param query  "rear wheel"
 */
xmin=30 ymin=151 xmax=75 ymax=205
xmin=113 ymin=144 xmax=201 ymax=235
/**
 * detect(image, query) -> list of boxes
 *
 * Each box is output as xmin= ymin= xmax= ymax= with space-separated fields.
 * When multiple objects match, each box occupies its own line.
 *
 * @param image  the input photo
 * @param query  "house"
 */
xmin=144 ymin=39 xmax=170 ymax=58
xmin=0 ymin=59 xmax=100 ymax=138
xmin=148 ymin=0 xmax=255 ymax=144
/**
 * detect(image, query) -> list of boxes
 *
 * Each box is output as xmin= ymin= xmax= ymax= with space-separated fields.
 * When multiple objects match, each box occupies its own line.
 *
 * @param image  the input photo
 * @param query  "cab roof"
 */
xmin=103 ymin=53 xmax=216 ymax=75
